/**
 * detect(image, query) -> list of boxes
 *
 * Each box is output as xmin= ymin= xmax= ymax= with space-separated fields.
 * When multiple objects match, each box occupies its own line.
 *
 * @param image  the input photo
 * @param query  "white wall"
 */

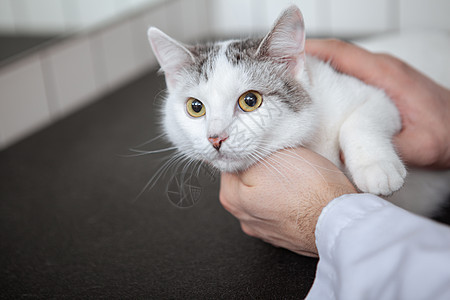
xmin=0 ymin=0 xmax=449 ymax=150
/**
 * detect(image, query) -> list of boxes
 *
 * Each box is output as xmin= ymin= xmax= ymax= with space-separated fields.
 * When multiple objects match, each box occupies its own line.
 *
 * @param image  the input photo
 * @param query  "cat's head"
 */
xmin=147 ymin=5 xmax=316 ymax=172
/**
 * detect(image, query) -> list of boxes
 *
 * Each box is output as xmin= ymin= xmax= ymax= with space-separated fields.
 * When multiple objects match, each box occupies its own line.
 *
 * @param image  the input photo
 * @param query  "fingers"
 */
xmin=306 ymin=39 xmax=370 ymax=67
xmin=394 ymin=128 xmax=444 ymax=168
xmin=306 ymin=39 xmax=384 ymax=86
xmin=240 ymin=220 xmax=319 ymax=258
xmin=219 ymin=173 xmax=239 ymax=214
xmin=220 ymin=172 xmax=258 ymax=220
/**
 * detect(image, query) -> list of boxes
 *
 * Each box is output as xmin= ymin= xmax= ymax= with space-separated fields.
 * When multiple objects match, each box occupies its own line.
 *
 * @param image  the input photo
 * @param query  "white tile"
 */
xmin=11 ymin=0 xmax=67 ymax=34
xmin=41 ymin=36 xmax=98 ymax=117
xmin=24 ymin=0 xmax=67 ymax=34
xmin=76 ymin=0 xmax=119 ymax=29
xmin=0 ymin=0 xmax=15 ymax=33
xmin=129 ymin=0 xmax=152 ymax=7
xmin=0 ymin=55 xmax=51 ymax=148
xmin=60 ymin=0 xmax=82 ymax=31
xmin=180 ymin=0 xmax=210 ymax=41
xmin=130 ymin=0 xmax=164 ymax=8
xmin=88 ymin=31 xmax=109 ymax=94
xmin=310 ymin=0 xmax=332 ymax=35
xmin=329 ymin=0 xmax=392 ymax=37
xmin=210 ymin=0 xmax=254 ymax=37
xmin=131 ymin=6 xmax=168 ymax=71
xmin=140 ymin=2 xmax=169 ymax=32
xmin=130 ymin=17 xmax=155 ymax=73
xmin=163 ymin=0 xmax=185 ymax=40
xmin=263 ymin=0 xmax=321 ymax=36
xmin=97 ymin=20 xmax=139 ymax=88
xmin=114 ymin=1 xmax=135 ymax=17
xmin=133 ymin=3 xmax=172 ymax=71
xmin=400 ymin=0 xmax=450 ymax=31
xmin=248 ymin=0 xmax=269 ymax=35
xmin=8 ymin=0 xmax=32 ymax=33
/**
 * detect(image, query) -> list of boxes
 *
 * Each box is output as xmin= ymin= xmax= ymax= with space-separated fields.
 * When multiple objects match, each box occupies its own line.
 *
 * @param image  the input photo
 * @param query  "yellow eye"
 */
xmin=186 ymin=98 xmax=206 ymax=117
xmin=238 ymin=91 xmax=262 ymax=112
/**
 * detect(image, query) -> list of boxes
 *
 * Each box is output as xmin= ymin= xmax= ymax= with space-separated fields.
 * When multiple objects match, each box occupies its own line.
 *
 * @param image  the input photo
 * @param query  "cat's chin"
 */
xmin=209 ymin=158 xmax=254 ymax=173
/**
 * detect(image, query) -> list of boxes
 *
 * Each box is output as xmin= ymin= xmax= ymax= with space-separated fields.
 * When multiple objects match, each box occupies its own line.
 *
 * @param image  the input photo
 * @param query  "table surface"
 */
xmin=0 ymin=70 xmax=319 ymax=298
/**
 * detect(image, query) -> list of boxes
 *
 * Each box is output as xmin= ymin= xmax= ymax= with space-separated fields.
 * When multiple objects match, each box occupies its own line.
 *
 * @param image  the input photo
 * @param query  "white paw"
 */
xmin=352 ymin=160 xmax=407 ymax=196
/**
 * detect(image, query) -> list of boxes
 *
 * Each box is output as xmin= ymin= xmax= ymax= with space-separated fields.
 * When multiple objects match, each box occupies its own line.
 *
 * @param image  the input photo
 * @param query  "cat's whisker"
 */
xmin=248 ymin=152 xmax=279 ymax=180
xmin=132 ymin=133 xmax=166 ymax=149
xmin=274 ymin=149 xmax=328 ymax=185
xmin=281 ymin=147 xmax=342 ymax=173
xmin=134 ymin=151 xmax=186 ymax=201
xmin=154 ymin=89 xmax=168 ymax=104
xmin=194 ymin=159 xmax=204 ymax=177
xmin=257 ymin=144 xmax=334 ymax=175
xmin=251 ymin=150 xmax=291 ymax=185
xmin=256 ymin=145 xmax=329 ymax=186
xmin=174 ymin=157 xmax=199 ymax=206
xmin=121 ymin=146 xmax=178 ymax=158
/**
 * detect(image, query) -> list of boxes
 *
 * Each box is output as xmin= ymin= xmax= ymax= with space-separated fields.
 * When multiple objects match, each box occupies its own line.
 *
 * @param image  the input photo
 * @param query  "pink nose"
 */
xmin=208 ymin=135 xmax=228 ymax=151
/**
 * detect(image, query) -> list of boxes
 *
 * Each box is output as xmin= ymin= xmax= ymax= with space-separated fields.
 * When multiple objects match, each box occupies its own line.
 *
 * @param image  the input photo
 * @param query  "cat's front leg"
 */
xmin=339 ymin=96 xmax=407 ymax=196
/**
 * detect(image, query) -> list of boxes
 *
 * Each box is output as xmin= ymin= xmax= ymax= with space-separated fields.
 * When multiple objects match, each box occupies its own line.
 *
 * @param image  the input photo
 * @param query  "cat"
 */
xmin=146 ymin=5 xmax=450 ymax=216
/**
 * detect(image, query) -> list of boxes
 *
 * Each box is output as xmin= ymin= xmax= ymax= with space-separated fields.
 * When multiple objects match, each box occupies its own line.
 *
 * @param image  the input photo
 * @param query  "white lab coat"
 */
xmin=306 ymin=193 xmax=450 ymax=300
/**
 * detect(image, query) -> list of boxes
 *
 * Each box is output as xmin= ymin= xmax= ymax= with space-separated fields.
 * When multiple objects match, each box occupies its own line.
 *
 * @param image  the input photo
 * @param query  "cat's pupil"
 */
xmin=244 ymin=93 xmax=257 ymax=107
xmin=191 ymin=100 xmax=203 ymax=113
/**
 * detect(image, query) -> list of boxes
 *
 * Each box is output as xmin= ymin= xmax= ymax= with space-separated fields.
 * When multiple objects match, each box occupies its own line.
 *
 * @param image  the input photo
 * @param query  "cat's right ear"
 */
xmin=147 ymin=27 xmax=195 ymax=90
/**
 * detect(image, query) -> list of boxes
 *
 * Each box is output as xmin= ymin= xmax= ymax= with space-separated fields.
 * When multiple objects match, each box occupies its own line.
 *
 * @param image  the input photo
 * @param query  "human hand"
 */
xmin=220 ymin=147 xmax=357 ymax=257
xmin=306 ymin=39 xmax=450 ymax=169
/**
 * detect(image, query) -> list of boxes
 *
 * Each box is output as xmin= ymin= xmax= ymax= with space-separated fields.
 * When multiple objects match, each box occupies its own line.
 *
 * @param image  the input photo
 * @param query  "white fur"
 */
xmin=303 ymin=56 xmax=407 ymax=196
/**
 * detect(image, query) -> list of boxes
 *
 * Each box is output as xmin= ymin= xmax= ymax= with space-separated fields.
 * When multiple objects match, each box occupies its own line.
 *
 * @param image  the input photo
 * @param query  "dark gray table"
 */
xmin=0 ymin=70 xmax=319 ymax=298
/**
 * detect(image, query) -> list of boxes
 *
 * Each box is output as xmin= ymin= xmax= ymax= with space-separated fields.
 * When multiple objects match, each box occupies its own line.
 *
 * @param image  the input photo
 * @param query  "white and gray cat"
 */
xmin=147 ymin=5 xmax=449 ymax=216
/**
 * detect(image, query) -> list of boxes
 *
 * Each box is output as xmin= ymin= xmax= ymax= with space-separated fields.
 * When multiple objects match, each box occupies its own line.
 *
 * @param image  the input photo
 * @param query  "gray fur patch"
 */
xmin=225 ymin=38 xmax=262 ymax=65
xmin=225 ymin=38 xmax=311 ymax=113
xmin=186 ymin=43 xmax=221 ymax=82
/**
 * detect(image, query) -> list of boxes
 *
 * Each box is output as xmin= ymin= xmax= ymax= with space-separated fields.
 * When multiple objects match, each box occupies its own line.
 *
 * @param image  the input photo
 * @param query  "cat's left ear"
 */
xmin=256 ymin=5 xmax=305 ymax=73
xmin=147 ymin=27 xmax=195 ymax=90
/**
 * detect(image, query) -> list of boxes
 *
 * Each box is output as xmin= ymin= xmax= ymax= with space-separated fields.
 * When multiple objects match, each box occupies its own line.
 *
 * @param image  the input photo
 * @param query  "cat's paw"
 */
xmin=352 ymin=160 xmax=407 ymax=196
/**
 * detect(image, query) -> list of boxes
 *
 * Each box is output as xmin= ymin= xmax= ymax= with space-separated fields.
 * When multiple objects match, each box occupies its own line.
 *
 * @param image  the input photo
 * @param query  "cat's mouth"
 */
xmin=214 ymin=152 xmax=231 ymax=160
xmin=207 ymin=151 xmax=254 ymax=173
xmin=211 ymin=152 xmax=233 ymax=164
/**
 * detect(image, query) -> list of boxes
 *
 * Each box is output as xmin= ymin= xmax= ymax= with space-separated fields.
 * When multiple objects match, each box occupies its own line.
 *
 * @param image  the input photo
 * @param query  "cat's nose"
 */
xmin=208 ymin=135 xmax=228 ymax=151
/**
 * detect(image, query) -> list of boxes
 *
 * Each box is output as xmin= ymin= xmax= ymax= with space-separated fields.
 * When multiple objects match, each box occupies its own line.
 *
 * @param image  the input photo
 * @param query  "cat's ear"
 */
xmin=147 ymin=27 xmax=195 ymax=89
xmin=256 ymin=5 xmax=305 ymax=72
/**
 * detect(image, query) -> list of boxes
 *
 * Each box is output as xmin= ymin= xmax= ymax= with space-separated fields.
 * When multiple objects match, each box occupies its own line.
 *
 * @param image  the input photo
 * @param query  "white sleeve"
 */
xmin=306 ymin=193 xmax=450 ymax=300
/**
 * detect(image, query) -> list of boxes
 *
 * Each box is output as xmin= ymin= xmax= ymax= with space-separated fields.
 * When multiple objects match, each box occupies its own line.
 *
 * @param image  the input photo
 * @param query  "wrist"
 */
xmin=296 ymin=186 xmax=358 ymax=257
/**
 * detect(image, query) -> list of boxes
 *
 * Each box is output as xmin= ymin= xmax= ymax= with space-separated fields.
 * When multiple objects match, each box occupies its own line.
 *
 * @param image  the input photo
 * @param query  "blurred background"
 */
xmin=0 ymin=0 xmax=449 ymax=151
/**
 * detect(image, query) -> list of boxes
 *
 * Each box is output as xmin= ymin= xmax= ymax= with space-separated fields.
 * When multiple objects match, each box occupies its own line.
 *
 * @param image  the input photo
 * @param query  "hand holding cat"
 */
xmin=220 ymin=147 xmax=356 ymax=257
xmin=306 ymin=39 xmax=450 ymax=169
